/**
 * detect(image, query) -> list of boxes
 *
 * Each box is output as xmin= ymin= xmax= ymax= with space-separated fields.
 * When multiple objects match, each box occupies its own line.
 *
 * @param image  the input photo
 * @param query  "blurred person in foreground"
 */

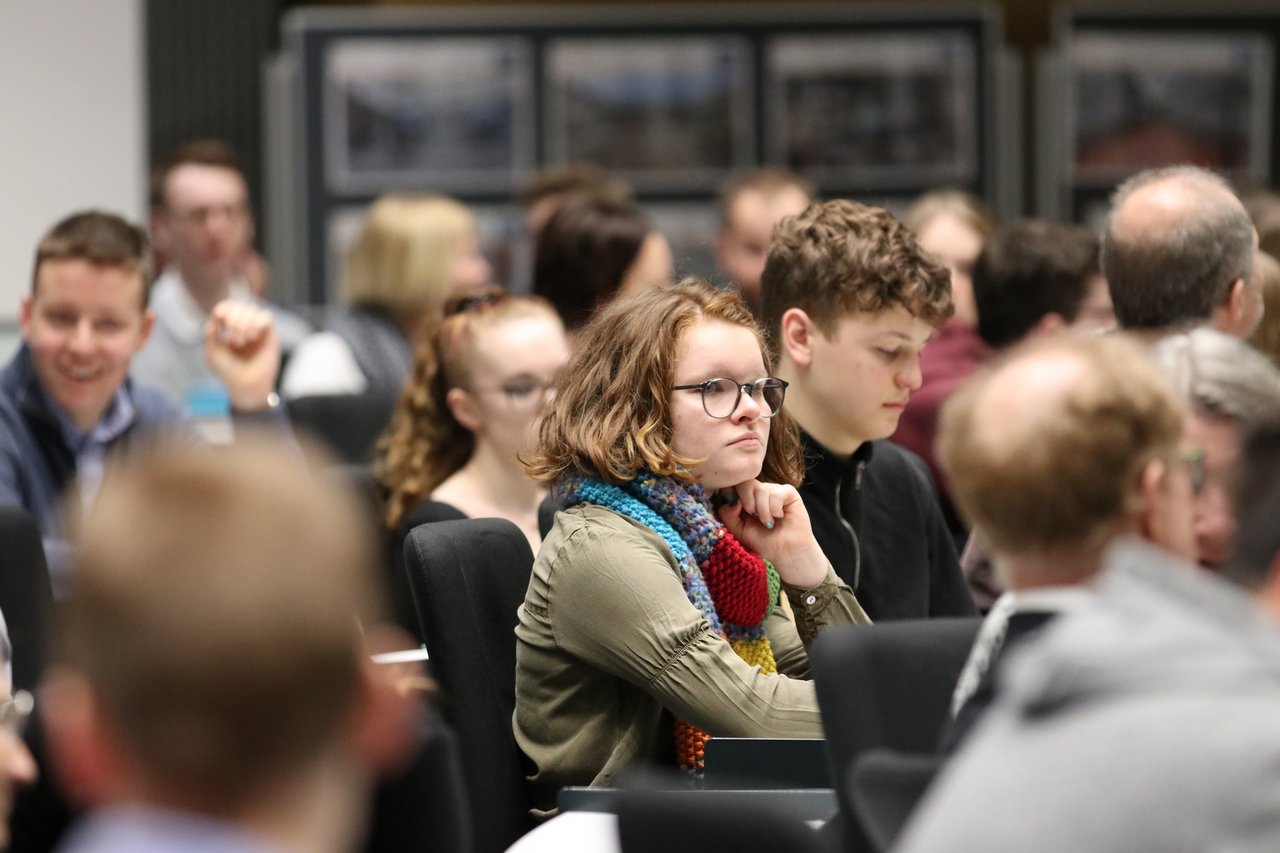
xmin=935 ymin=334 xmax=1195 ymax=751
xmin=40 ymin=438 xmax=417 ymax=853
xmin=900 ymin=372 xmax=1280 ymax=853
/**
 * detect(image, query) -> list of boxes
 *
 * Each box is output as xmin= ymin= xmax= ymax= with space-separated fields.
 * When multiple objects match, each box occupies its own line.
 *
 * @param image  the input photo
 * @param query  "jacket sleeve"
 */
xmin=545 ymin=510 xmax=840 ymax=738
xmin=770 ymin=567 xmax=870 ymax=678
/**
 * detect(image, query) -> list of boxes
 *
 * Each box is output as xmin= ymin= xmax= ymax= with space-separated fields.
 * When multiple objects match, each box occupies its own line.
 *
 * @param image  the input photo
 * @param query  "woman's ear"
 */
xmin=779 ymin=308 xmax=816 ymax=369
xmin=446 ymin=387 xmax=483 ymax=433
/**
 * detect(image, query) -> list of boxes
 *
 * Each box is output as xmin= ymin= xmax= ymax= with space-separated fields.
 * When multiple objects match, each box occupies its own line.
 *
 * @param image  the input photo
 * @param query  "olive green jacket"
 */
xmin=513 ymin=503 xmax=870 ymax=815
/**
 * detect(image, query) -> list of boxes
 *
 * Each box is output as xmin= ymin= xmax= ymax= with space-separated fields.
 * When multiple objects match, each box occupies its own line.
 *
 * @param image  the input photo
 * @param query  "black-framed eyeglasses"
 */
xmin=0 ymin=690 xmax=32 ymax=740
xmin=672 ymin=377 xmax=788 ymax=419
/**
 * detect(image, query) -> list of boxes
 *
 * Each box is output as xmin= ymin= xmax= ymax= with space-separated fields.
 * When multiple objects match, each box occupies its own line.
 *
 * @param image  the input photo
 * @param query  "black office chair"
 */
xmin=811 ymin=618 xmax=980 ymax=853
xmin=847 ymin=748 xmax=945 ymax=852
xmin=0 ymin=506 xmax=54 ymax=692
xmin=286 ymin=391 xmax=398 ymax=465
xmin=403 ymin=518 xmax=536 ymax=853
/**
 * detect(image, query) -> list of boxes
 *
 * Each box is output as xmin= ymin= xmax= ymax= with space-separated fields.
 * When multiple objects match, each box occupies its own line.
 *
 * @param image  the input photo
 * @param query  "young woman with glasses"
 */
xmin=377 ymin=288 xmax=569 ymax=553
xmin=515 ymin=277 xmax=869 ymax=814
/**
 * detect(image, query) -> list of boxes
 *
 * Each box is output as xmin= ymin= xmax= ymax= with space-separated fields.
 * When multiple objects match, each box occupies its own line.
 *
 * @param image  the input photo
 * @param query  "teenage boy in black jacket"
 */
xmin=762 ymin=199 xmax=976 ymax=620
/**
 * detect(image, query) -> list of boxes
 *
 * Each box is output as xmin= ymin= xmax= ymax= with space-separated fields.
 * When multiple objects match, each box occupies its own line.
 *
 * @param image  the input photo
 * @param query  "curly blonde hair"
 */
xmin=376 ymin=289 xmax=561 ymax=529
xmin=524 ymin=277 xmax=803 ymax=487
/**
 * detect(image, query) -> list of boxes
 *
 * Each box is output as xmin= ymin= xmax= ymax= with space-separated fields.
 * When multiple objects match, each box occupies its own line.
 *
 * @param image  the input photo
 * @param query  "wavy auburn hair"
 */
xmin=377 ymin=288 xmax=561 ymax=529
xmin=524 ymin=277 xmax=803 ymax=487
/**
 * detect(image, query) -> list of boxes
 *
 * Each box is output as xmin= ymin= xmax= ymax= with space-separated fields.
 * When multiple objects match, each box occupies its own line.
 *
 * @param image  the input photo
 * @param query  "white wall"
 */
xmin=0 ymin=0 xmax=146 ymax=325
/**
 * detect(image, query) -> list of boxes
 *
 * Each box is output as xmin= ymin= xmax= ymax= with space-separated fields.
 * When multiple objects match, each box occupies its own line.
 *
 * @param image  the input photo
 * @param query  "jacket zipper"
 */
xmin=834 ymin=463 xmax=864 ymax=591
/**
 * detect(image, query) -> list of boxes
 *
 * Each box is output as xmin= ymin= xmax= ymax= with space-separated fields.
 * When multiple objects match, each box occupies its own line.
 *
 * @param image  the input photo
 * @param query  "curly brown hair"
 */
xmin=760 ymin=199 xmax=954 ymax=339
xmin=376 ymin=289 xmax=561 ymax=529
xmin=524 ymin=277 xmax=804 ymax=487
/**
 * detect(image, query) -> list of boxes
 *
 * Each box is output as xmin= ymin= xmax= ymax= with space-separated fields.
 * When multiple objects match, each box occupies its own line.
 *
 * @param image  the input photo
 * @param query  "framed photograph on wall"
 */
xmin=543 ymin=36 xmax=755 ymax=191
xmin=1067 ymin=30 xmax=1274 ymax=187
xmin=323 ymin=36 xmax=536 ymax=194
xmin=764 ymin=29 xmax=979 ymax=189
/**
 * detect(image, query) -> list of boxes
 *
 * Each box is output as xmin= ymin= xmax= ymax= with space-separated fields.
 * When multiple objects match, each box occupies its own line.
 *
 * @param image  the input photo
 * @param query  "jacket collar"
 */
xmin=801 ymin=429 xmax=874 ymax=487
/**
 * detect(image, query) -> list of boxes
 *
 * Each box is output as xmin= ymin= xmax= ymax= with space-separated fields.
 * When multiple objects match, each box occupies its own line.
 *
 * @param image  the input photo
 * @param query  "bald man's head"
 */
xmin=939 ymin=335 xmax=1185 ymax=568
xmin=1103 ymin=166 xmax=1256 ymax=332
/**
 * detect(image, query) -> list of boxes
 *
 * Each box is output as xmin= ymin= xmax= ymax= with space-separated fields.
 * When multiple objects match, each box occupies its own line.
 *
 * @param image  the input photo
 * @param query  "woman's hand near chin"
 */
xmin=715 ymin=479 xmax=829 ymax=588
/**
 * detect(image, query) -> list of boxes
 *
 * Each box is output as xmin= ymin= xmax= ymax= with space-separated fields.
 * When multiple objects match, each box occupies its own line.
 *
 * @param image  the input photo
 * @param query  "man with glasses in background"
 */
xmin=132 ymin=140 xmax=311 ymax=412
xmin=761 ymin=199 xmax=975 ymax=620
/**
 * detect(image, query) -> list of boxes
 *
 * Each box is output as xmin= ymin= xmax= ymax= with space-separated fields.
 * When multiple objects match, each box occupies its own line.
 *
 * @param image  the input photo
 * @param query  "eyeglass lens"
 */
xmin=702 ymin=378 xmax=786 ymax=418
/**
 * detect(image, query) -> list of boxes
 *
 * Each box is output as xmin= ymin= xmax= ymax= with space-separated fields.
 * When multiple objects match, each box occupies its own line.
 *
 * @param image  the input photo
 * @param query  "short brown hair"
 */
xmin=718 ymin=167 xmax=814 ymax=226
xmin=903 ymin=188 xmax=996 ymax=240
xmin=760 ymin=199 xmax=954 ymax=338
xmin=517 ymin=162 xmax=633 ymax=212
xmin=532 ymin=197 xmax=652 ymax=331
xmin=56 ymin=437 xmax=382 ymax=809
xmin=525 ymin=277 xmax=803 ymax=487
xmin=149 ymin=139 xmax=245 ymax=211
xmin=938 ymin=334 xmax=1184 ymax=558
xmin=32 ymin=210 xmax=151 ymax=304
xmin=378 ymin=289 xmax=563 ymax=529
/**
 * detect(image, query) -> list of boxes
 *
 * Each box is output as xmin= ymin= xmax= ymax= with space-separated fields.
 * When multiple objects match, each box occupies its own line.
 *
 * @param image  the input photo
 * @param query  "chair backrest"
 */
xmin=702 ymin=737 xmax=831 ymax=789
xmin=0 ymin=506 xmax=54 ymax=692
xmin=617 ymin=787 xmax=828 ymax=853
xmin=403 ymin=517 xmax=536 ymax=853
xmin=811 ymin=618 xmax=980 ymax=852
xmin=847 ymin=748 xmax=945 ymax=853
xmin=286 ymin=391 xmax=398 ymax=465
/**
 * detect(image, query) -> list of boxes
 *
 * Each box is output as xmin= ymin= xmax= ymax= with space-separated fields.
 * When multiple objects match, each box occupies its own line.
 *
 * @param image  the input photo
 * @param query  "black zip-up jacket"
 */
xmin=797 ymin=431 xmax=976 ymax=621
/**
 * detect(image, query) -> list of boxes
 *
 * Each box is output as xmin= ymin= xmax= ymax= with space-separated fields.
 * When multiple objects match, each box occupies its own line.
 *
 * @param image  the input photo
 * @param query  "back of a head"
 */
xmin=532 ymin=196 xmax=650 ymax=331
xmin=973 ymin=219 xmax=1100 ymax=348
xmin=57 ymin=437 xmax=381 ymax=808
xmin=344 ymin=194 xmax=476 ymax=319
xmin=1102 ymin=165 xmax=1255 ymax=330
xmin=760 ymin=198 xmax=953 ymax=337
xmin=939 ymin=335 xmax=1184 ymax=561
xmin=518 ymin=162 xmax=633 ymax=213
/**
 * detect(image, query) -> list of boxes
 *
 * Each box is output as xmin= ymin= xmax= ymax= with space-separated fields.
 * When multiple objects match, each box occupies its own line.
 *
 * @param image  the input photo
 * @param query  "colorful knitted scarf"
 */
xmin=558 ymin=471 xmax=781 ymax=773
